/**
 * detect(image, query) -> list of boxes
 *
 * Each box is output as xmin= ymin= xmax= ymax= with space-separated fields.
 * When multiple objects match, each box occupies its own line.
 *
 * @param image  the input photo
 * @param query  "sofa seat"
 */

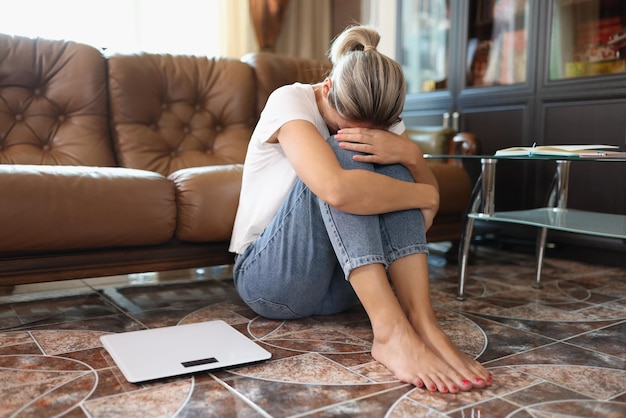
xmin=0 ymin=165 xmax=176 ymax=253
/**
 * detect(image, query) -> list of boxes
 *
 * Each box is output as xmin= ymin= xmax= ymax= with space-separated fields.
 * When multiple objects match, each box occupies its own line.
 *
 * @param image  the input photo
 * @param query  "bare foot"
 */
xmin=410 ymin=317 xmax=492 ymax=390
xmin=370 ymin=318 xmax=477 ymax=393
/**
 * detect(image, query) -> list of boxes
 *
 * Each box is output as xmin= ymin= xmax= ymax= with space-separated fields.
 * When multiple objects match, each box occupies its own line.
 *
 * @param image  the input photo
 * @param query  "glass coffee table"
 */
xmin=425 ymin=154 xmax=626 ymax=300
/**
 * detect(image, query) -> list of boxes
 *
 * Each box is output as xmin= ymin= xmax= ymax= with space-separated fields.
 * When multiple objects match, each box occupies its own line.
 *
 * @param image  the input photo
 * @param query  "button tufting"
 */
xmin=33 ymin=88 xmax=42 ymax=96
xmin=183 ymin=126 xmax=190 ymax=134
xmin=58 ymin=115 xmax=66 ymax=122
xmin=42 ymin=144 xmax=51 ymax=151
xmin=14 ymin=114 xmax=23 ymax=122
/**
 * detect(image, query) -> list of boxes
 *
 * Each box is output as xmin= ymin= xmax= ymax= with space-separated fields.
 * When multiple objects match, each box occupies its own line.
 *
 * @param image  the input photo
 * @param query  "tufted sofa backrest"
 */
xmin=241 ymin=52 xmax=332 ymax=118
xmin=0 ymin=34 xmax=116 ymax=166
xmin=0 ymin=34 xmax=330 ymax=177
xmin=107 ymin=54 xmax=257 ymax=177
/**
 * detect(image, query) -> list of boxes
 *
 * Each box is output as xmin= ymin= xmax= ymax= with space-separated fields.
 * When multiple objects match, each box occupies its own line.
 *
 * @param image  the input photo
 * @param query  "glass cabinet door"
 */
xmin=399 ymin=0 xmax=450 ymax=94
xmin=466 ymin=0 xmax=530 ymax=87
xmin=549 ymin=0 xmax=626 ymax=80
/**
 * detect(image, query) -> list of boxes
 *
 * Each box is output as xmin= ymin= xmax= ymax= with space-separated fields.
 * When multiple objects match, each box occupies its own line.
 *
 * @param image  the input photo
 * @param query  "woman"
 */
xmin=230 ymin=25 xmax=491 ymax=393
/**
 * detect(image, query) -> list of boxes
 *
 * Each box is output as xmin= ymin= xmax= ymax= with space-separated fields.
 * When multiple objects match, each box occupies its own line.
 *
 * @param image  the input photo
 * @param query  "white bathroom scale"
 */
xmin=100 ymin=320 xmax=271 ymax=383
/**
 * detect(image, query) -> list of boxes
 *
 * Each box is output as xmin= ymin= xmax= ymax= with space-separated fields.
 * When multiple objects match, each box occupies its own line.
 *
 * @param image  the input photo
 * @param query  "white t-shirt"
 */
xmin=229 ymin=83 xmax=405 ymax=254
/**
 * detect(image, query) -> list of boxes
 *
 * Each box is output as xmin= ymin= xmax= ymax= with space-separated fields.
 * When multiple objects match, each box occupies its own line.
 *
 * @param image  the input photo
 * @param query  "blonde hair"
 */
xmin=327 ymin=25 xmax=406 ymax=127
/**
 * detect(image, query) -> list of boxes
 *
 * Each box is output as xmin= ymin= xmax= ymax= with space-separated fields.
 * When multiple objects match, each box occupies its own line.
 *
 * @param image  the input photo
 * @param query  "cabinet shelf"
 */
xmin=550 ymin=0 xmax=626 ymax=80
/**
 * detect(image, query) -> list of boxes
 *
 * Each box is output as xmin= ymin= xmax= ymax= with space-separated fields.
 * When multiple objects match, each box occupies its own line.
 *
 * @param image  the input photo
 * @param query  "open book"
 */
xmin=495 ymin=144 xmax=619 ymax=157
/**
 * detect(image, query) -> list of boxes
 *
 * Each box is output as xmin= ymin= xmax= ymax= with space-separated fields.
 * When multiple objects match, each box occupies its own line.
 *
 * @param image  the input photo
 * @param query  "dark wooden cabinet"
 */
xmin=538 ymin=99 xmax=626 ymax=212
xmin=399 ymin=0 xmax=626 ymax=253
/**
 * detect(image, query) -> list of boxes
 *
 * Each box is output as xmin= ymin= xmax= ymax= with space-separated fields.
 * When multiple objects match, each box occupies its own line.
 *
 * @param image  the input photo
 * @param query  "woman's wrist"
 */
xmin=404 ymin=141 xmax=433 ymax=182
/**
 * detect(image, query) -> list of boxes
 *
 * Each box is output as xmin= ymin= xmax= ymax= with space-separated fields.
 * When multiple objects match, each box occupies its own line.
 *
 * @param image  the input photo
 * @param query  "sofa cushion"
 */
xmin=0 ymin=34 xmax=116 ymax=167
xmin=169 ymin=164 xmax=243 ymax=242
xmin=0 ymin=165 xmax=176 ymax=252
xmin=107 ymin=54 xmax=256 ymax=176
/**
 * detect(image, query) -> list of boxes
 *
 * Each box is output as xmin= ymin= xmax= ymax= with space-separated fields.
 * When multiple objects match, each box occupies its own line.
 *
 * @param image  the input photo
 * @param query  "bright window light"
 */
xmin=1 ymin=0 xmax=222 ymax=56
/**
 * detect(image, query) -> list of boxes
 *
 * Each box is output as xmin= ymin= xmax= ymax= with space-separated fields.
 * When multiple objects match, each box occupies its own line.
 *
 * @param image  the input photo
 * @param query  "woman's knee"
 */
xmin=327 ymin=135 xmax=373 ymax=170
xmin=327 ymin=135 xmax=413 ymax=182
xmin=375 ymin=162 xmax=414 ymax=182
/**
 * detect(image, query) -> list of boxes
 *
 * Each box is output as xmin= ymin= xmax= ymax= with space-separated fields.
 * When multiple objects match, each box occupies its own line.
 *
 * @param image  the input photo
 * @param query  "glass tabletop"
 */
xmin=425 ymin=154 xmax=626 ymax=162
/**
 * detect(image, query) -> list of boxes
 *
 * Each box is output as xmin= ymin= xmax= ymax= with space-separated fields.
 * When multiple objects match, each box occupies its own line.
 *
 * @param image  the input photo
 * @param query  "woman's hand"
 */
xmin=335 ymin=127 xmax=419 ymax=167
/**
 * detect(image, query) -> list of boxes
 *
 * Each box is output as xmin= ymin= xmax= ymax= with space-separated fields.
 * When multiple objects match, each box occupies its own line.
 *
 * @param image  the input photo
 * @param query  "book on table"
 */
xmin=495 ymin=144 xmax=621 ymax=157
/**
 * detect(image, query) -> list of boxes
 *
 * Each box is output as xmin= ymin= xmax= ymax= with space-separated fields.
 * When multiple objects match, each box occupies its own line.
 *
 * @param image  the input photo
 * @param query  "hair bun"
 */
xmin=328 ymin=25 xmax=381 ymax=64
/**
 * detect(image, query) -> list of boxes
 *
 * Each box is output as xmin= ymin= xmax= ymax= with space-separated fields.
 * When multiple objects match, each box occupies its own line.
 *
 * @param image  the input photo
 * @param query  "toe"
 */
xmin=459 ymin=379 xmax=473 ymax=391
xmin=472 ymin=377 xmax=487 ymax=388
xmin=418 ymin=375 xmax=437 ymax=392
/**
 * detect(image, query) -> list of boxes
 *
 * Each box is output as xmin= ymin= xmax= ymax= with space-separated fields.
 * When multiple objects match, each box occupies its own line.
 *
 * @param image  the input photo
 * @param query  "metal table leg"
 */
xmin=457 ymin=158 xmax=497 ymax=300
xmin=534 ymin=160 xmax=571 ymax=288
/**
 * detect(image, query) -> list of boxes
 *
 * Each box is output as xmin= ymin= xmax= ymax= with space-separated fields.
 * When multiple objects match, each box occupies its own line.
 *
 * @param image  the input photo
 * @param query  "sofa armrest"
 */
xmin=407 ymin=126 xmax=481 ymax=168
xmin=448 ymin=132 xmax=482 ymax=168
xmin=406 ymin=127 xmax=456 ymax=160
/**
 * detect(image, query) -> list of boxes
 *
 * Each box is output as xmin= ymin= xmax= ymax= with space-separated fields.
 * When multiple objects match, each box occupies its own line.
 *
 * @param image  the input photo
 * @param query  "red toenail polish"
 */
xmin=417 ymin=381 xmax=423 ymax=387
xmin=442 ymin=386 xmax=448 ymax=392
xmin=462 ymin=379 xmax=471 ymax=386
xmin=430 ymin=385 xmax=436 ymax=391
xmin=475 ymin=377 xmax=484 ymax=383
xmin=451 ymin=385 xmax=458 ymax=391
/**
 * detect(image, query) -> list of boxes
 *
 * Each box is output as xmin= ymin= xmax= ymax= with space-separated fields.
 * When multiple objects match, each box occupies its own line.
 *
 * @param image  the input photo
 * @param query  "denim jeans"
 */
xmin=233 ymin=136 xmax=429 ymax=319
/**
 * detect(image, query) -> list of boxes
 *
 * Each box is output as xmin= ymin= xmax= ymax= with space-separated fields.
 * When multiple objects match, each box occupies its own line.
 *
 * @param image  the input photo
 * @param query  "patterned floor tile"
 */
xmin=0 ymin=246 xmax=624 ymax=417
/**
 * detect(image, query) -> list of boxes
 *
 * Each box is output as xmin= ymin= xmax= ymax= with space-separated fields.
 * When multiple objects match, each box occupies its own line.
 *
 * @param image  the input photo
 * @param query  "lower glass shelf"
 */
xmin=469 ymin=208 xmax=626 ymax=240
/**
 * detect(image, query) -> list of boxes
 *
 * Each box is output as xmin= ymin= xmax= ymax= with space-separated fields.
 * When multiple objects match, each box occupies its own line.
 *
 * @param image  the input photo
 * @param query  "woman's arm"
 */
xmin=335 ymin=128 xmax=438 ymax=189
xmin=276 ymin=120 xmax=439 ymax=219
xmin=334 ymin=127 xmax=439 ymax=229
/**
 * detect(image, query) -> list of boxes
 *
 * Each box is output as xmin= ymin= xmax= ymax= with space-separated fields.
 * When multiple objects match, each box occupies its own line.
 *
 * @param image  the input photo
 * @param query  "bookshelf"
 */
xmin=398 ymin=0 xmax=626 ymax=257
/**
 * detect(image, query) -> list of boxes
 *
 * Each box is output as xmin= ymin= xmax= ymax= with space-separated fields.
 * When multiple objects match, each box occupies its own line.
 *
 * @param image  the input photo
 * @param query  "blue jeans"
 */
xmin=233 ymin=136 xmax=429 ymax=319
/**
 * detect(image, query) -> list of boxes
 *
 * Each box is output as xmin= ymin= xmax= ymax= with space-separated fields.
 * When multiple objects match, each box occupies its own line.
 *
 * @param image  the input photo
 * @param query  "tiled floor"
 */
xmin=1 ymin=246 xmax=625 ymax=417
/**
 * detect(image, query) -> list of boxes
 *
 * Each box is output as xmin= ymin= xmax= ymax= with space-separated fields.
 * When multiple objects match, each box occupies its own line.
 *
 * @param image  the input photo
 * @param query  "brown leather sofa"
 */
xmin=0 ymin=36 xmax=477 ymax=287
